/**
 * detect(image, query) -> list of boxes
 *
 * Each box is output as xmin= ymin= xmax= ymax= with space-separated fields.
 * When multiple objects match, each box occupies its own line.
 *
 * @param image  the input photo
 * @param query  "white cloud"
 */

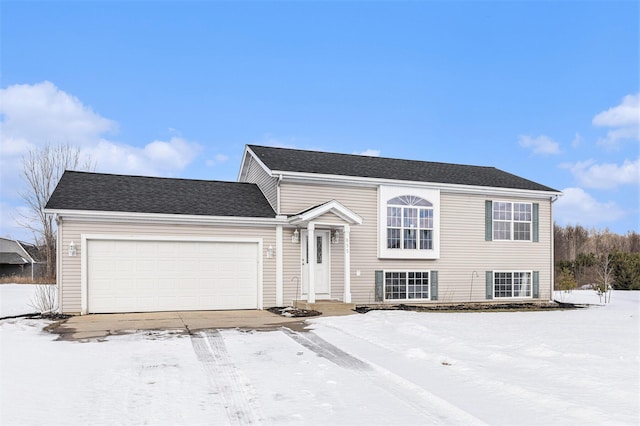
xmin=0 ymin=81 xmax=117 ymax=148
xmin=563 ymin=158 xmax=639 ymax=189
xmin=593 ymin=93 xmax=639 ymax=127
xmin=592 ymin=93 xmax=640 ymax=148
xmin=554 ymin=187 xmax=626 ymax=227
xmin=206 ymin=154 xmax=230 ymax=167
xmin=353 ymin=149 xmax=381 ymax=157
xmin=0 ymin=81 xmax=203 ymax=241
xmin=85 ymin=138 xmax=202 ymax=177
xmin=518 ymin=135 xmax=561 ymax=155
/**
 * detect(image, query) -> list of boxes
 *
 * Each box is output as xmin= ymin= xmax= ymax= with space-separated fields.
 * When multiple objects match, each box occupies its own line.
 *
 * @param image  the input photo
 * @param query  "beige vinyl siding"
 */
xmin=243 ymin=155 xmax=278 ymax=212
xmin=281 ymin=182 xmax=379 ymax=303
xmin=280 ymin=181 xmax=553 ymax=304
xmin=58 ymin=220 xmax=276 ymax=314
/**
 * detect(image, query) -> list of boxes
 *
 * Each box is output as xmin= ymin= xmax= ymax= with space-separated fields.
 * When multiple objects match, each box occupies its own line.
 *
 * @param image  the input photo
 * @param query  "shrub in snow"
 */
xmin=28 ymin=285 xmax=58 ymax=314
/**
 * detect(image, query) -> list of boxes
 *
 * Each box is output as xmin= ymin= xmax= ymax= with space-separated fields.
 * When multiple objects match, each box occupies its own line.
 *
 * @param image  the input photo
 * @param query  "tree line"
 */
xmin=554 ymin=224 xmax=640 ymax=292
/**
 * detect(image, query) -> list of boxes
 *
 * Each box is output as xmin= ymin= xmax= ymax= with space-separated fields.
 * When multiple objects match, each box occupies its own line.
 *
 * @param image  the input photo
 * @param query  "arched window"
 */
xmin=386 ymin=195 xmax=433 ymax=250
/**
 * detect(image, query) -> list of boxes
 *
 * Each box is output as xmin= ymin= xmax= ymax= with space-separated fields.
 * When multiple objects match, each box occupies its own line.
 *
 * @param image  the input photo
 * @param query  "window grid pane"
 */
xmin=385 ymin=272 xmax=407 ymax=300
xmin=494 ymin=221 xmax=511 ymax=240
xmin=387 ymin=207 xmax=402 ymax=227
xmin=513 ymin=222 xmax=531 ymax=241
xmin=513 ymin=272 xmax=531 ymax=297
xmin=387 ymin=228 xmax=401 ymax=249
xmin=419 ymin=209 xmax=433 ymax=229
xmin=420 ymin=230 xmax=433 ymax=250
xmin=404 ymin=229 xmax=417 ymax=249
xmin=403 ymin=207 xmax=418 ymax=228
xmin=494 ymin=272 xmax=513 ymax=298
xmin=407 ymin=271 xmax=429 ymax=299
xmin=493 ymin=202 xmax=512 ymax=221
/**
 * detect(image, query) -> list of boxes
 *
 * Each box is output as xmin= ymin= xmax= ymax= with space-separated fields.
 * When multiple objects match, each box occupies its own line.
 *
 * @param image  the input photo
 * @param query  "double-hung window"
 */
xmin=379 ymin=186 xmax=440 ymax=259
xmin=387 ymin=195 xmax=433 ymax=250
xmin=384 ymin=271 xmax=430 ymax=300
xmin=493 ymin=271 xmax=532 ymax=298
xmin=493 ymin=202 xmax=532 ymax=241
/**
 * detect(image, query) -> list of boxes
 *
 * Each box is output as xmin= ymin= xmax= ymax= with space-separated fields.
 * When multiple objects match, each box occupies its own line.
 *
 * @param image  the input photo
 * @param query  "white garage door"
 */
xmin=87 ymin=239 xmax=259 ymax=313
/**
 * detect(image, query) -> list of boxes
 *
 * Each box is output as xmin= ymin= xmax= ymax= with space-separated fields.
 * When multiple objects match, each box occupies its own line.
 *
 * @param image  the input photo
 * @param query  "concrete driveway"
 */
xmin=50 ymin=310 xmax=308 ymax=340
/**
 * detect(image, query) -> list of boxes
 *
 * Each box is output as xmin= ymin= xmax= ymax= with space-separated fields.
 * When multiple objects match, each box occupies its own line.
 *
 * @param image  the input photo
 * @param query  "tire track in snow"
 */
xmin=190 ymin=330 xmax=263 ymax=425
xmin=281 ymin=327 xmax=371 ymax=371
xmin=282 ymin=327 xmax=486 ymax=425
xmin=316 ymin=321 xmax=615 ymax=425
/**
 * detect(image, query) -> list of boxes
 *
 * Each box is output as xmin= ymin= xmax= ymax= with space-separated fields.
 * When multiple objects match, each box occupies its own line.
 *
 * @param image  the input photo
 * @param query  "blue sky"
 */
xmin=1 ymin=0 xmax=638 ymax=241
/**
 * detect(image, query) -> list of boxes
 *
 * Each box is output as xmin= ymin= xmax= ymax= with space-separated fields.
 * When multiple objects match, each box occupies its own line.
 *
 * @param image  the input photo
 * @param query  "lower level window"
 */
xmin=385 ymin=271 xmax=429 ymax=300
xmin=494 ymin=271 xmax=532 ymax=298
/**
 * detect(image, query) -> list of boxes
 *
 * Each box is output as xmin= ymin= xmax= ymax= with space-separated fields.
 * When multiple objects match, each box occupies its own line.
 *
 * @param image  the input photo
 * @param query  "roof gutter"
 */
xmin=273 ymin=170 xmax=563 ymax=199
xmin=44 ymin=208 xmax=289 ymax=227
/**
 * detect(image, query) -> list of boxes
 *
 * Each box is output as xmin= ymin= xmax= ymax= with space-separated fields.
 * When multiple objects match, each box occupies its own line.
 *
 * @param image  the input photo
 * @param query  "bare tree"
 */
xmin=590 ymin=229 xmax=620 ymax=304
xmin=18 ymin=144 xmax=94 ymax=279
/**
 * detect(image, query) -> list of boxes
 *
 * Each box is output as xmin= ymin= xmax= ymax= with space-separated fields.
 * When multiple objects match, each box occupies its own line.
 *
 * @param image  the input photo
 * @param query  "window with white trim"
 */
xmin=379 ymin=186 xmax=440 ymax=259
xmin=494 ymin=271 xmax=532 ymax=298
xmin=493 ymin=202 xmax=531 ymax=241
xmin=387 ymin=195 xmax=433 ymax=250
xmin=385 ymin=271 xmax=430 ymax=300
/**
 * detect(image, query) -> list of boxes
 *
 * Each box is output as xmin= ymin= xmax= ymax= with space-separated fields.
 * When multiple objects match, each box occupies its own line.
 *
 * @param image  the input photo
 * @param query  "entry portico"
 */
xmin=288 ymin=200 xmax=362 ymax=303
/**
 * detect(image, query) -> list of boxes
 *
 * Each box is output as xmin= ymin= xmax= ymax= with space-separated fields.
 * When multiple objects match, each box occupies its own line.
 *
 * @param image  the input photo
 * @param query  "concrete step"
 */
xmin=293 ymin=300 xmax=357 ymax=316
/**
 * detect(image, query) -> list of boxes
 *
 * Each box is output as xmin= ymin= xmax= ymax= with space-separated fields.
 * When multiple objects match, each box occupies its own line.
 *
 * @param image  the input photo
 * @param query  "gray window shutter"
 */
xmin=486 ymin=271 xmax=493 ymax=299
xmin=532 ymin=203 xmax=539 ymax=242
xmin=485 ymin=200 xmax=493 ymax=241
xmin=533 ymin=271 xmax=539 ymax=298
xmin=375 ymin=270 xmax=384 ymax=302
xmin=430 ymin=271 xmax=438 ymax=301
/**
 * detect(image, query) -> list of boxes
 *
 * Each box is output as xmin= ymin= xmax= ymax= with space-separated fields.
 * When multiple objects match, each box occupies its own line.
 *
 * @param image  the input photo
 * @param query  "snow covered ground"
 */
xmin=1 ymin=289 xmax=638 ymax=425
xmin=0 ymin=284 xmax=43 ymax=317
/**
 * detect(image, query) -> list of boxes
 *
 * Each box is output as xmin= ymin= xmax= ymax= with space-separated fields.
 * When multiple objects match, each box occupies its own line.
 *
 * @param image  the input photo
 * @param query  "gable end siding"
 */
xmin=243 ymin=156 xmax=279 ymax=213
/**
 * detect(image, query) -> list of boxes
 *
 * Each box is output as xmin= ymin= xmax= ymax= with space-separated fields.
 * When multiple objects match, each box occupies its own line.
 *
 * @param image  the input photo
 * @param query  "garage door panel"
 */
xmin=87 ymin=239 xmax=259 ymax=313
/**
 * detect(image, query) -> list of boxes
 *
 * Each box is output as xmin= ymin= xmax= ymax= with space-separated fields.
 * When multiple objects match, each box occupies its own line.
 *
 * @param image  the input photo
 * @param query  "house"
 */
xmin=0 ymin=237 xmax=45 ymax=280
xmin=44 ymin=145 xmax=561 ymax=314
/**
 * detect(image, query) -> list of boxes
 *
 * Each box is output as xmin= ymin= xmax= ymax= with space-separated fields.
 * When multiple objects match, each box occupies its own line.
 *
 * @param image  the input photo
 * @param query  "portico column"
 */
xmin=275 ymin=224 xmax=283 ymax=306
xmin=343 ymin=224 xmax=351 ymax=303
xmin=307 ymin=223 xmax=316 ymax=303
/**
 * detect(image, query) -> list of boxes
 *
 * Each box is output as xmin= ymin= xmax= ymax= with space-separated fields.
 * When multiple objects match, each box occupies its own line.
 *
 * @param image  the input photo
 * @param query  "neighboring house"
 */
xmin=45 ymin=145 xmax=561 ymax=315
xmin=0 ymin=237 xmax=45 ymax=280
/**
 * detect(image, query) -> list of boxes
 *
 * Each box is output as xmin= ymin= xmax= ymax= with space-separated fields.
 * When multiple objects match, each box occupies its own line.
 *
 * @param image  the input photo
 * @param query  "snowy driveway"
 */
xmin=2 ymin=290 xmax=639 ymax=425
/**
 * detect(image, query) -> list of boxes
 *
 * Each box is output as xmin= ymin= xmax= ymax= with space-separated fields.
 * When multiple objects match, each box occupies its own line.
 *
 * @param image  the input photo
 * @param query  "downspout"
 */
xmin=550 ymin=195 xmax=559 ymax=301
xmin=275 ymin=174 xmax=284 ymax=306
xmin=56 ymin=216 xmax=62 ymax=313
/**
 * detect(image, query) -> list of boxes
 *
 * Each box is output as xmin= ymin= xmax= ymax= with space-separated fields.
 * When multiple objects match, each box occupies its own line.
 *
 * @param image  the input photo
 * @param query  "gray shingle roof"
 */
xmin=248 ymin=145 xmax=558 ymax=192
xmin=0 ymin=252 xmax=29 ymax=265
xmin=45 ymin=171 xmax=276 ymax=218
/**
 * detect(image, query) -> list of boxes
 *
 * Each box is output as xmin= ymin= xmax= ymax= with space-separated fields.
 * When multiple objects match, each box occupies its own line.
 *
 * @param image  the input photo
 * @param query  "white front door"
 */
xmin=301 ymin=230 xmax=330 ymax=299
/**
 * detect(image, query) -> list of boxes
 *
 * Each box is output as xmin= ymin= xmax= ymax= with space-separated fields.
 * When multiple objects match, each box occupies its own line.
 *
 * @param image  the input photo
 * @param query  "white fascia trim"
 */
xmin=14 ymin=241 xmax=35 ymax=263
xmin=82 ymin=234 xmax=265 ymax=243
xmin=237 ymin=145 xmax=274 ymax=182
xmin=289 ymin=200 xmax=363 ymax=225
xmin=274 ymin=170 xmax=562 ymax=199
xmin=45 ymin=209 xmax=287 ymax=227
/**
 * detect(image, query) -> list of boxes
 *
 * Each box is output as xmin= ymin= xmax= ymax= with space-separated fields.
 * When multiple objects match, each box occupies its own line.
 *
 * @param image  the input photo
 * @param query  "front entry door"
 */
xmin=301 ymin=230 xmax=330 ymax=299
